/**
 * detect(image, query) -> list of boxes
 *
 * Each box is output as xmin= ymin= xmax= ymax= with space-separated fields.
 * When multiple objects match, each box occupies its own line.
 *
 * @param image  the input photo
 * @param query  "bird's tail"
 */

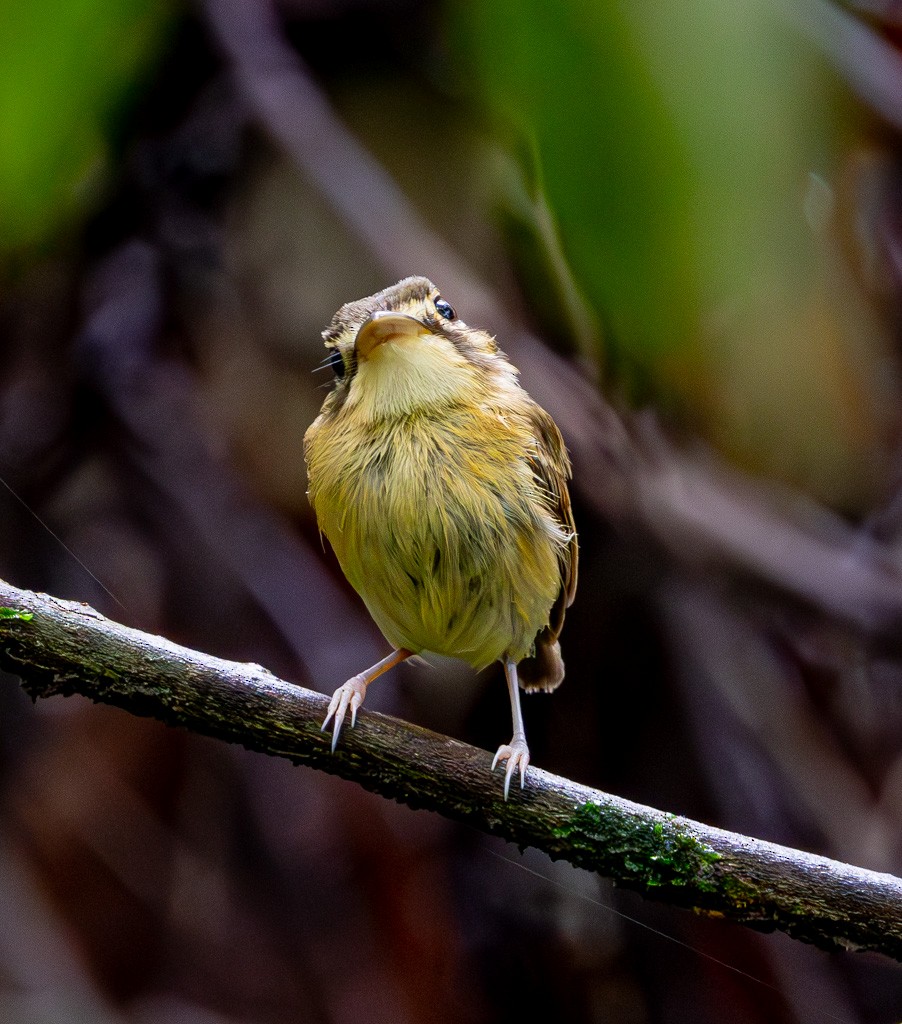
xmin=518 ymin=630 xmax=565 ymax=692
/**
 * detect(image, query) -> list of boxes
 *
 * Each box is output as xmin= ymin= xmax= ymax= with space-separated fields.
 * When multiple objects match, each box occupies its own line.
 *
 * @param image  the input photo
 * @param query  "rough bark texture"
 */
xmin=0 ymin=577 xmax=899 ymax=961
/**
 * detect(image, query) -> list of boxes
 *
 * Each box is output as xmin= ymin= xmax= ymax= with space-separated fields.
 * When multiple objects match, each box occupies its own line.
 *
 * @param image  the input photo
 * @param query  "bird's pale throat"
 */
xmin=348 ymin=334 xmax=478 ymax=419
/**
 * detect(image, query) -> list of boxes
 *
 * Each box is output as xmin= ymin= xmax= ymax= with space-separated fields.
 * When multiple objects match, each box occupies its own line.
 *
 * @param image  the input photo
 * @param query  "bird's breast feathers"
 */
xmin=305 ymin=402 xmax=571 ymax=666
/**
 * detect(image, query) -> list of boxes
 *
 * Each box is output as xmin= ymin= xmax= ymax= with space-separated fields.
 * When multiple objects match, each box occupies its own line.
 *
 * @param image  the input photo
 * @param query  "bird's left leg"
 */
xmin=492 ymin=658 xmax=530 ymax=800
xmin=322 ymin=648 xmax=412 ymax=752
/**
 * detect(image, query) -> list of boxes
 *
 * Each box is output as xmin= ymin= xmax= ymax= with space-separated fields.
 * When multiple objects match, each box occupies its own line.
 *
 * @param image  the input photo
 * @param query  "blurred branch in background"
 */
xmin=0 ymin=579 xmax=901 ymax=961
xmin=797 ymin=0 xmax=902 ymax=132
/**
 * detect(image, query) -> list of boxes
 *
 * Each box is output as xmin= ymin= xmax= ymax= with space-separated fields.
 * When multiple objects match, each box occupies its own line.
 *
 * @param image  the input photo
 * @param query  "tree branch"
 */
xmin=0 ymin=578 xmax=899 ymax=960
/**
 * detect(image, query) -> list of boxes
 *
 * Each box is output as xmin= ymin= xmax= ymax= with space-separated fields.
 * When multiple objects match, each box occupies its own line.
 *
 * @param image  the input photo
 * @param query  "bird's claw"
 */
xmin=492 ymin=735 xmax=530 ymax=801
xmin=322 ymin=676 xmax=367 ymax=751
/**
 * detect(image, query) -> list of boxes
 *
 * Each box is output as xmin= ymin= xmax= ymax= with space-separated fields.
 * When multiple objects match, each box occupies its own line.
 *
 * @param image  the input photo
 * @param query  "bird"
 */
xmin=304 ymin=277 xmax=577 ymax=799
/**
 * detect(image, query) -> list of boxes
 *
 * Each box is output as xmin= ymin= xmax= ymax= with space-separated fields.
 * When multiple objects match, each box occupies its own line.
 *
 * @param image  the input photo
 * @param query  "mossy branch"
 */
xmin=0 ymin=577 xmax=899 ymax=961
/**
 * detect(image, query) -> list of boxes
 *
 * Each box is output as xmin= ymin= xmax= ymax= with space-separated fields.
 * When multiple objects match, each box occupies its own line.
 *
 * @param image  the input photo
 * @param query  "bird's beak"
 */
xmin=355 ymin=312 xmax=431 ymax=360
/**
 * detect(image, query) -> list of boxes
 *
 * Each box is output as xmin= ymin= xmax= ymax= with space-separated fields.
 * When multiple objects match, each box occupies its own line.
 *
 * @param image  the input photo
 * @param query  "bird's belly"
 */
xmin=310 ymin=426 xmax=564 ymax=667
xmin=344 ymin=520 xmax=555 ymax=668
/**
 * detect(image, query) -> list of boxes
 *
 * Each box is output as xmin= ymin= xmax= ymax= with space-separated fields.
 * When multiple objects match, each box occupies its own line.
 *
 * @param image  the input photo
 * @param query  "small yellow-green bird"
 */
xmin=304 ymin=277 xmax=577 ymax=798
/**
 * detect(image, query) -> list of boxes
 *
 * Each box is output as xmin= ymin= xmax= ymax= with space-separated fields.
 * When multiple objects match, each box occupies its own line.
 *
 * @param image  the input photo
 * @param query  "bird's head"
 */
xmin=318 ymin=277 xmax=515 ymax=422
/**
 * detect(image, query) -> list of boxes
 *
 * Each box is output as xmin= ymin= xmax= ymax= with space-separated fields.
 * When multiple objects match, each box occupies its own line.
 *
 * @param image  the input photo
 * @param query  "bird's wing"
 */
xmin=527 ymin=404 xmax=578 ymax=639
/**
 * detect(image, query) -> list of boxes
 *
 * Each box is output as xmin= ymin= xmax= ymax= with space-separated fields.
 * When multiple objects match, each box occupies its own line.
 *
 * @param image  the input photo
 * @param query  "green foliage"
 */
xmin=450 ymin=0 xmax=888 ymax=507
xmin=0 ymin=0 xmax=174 ymax=260
xmin=0 ymin=608 xmax=33 ymax=621
xmin=451 ymin=0 xmax=698 ymax=372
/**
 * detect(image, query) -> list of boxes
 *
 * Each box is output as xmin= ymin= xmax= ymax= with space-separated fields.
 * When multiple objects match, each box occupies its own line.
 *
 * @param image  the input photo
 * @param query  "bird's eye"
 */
xmin=435 ymin=298 xmax=456 ymax=321
xmin=328 ymin=348 xmax=346 ymax=378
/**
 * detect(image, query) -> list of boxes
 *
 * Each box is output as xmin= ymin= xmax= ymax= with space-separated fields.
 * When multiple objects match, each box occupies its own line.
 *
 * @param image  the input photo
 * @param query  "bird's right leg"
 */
xmin=492 ymin=658 xmax=531 ymax=800
xmin=322 ymin=648 xmax=411 ymax=751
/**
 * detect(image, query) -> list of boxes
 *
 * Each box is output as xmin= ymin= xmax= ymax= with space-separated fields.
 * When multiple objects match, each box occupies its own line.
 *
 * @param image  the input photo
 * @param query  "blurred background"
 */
xmin=0 ymin=0 xmax=901 ymax=1020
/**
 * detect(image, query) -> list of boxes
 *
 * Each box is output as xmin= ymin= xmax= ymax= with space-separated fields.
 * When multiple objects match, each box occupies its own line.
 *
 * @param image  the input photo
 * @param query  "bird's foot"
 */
xmin=322 ymin=675 xmax=368 ymax=752
xmin=492 ymin=733 xmax=530 ymax=801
